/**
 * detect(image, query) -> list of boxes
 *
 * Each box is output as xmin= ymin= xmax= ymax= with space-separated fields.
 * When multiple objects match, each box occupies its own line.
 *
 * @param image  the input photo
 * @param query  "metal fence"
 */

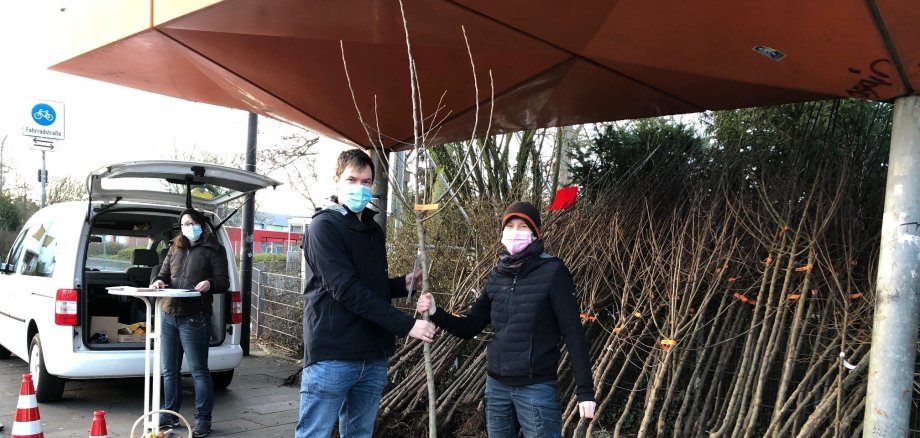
xmin=251 ymin=268 xmax=304 ymax=357
xmin=249 ymin=252 xmax=449 ymax=359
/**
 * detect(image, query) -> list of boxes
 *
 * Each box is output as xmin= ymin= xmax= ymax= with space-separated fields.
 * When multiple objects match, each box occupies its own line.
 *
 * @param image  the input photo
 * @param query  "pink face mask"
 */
xmin=501 ymin=229 xmax=534 ymax=255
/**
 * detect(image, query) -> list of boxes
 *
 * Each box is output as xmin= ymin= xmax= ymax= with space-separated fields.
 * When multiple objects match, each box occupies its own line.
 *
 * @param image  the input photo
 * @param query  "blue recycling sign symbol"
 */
xmin=31 ymin=103 xmax=56 ymax=126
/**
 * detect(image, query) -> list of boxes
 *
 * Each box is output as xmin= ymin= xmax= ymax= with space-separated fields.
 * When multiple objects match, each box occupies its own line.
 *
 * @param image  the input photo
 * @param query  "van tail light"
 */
xmin=230 ymin=291 xmax=242 ymax=324
xmin=55 ymin=289 xmax=79 ymax=326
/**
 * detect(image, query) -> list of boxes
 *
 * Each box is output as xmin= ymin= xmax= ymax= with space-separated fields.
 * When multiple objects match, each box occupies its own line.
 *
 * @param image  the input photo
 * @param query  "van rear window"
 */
xmin=86 ymin=234 xmax=151 ymax=273
xmin=101 ymin=177 xmax=228 ymax=200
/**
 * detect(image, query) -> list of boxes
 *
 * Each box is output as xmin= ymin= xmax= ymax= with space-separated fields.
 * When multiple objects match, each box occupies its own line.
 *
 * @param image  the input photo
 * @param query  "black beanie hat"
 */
xmin=180 ymin=208 xmax=207 ymax=226
xmin=502 ymin=201 xmax=541 ymax=238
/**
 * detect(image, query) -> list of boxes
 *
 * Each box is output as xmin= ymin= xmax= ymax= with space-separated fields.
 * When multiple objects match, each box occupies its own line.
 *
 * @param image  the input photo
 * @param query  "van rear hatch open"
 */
xmin=87 ymin=160 xmax=280 ymax=209
xmin=82 ymin=161 xmax=280 ymax=351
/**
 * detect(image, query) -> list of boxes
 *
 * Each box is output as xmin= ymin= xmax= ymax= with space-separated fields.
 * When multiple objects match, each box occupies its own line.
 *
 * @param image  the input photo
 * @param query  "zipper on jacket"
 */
xmin=508 ymin=274 xmax=534 ymax=378
xmin=182 ymin=248 xmax=192 ymax=286
xmin=528 ymin=282 xmax=533 ymax=379
xmin=511 ymin=274 xmax=536 ymax=378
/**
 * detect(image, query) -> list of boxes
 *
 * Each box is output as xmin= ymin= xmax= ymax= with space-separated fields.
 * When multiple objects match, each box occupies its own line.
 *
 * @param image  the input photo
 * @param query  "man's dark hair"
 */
xmin=335 ymin=149 xmax=375 ymax=180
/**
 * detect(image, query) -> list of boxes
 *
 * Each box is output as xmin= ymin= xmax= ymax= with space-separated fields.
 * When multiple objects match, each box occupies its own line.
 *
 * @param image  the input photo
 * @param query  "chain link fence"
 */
xmin=251 ymin=268 xmax=304 ymax=357
xmin=250 ymin=266 xmax=428 ymax=360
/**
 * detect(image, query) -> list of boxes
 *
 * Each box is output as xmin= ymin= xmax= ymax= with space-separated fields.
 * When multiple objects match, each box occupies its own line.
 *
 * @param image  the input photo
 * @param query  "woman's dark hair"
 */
xmin=172 ymin=209 xmax=211 ymax=249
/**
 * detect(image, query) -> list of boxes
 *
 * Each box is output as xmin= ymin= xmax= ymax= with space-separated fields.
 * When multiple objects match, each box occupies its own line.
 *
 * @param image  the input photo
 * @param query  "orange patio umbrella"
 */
xmin=50 ymin=0 xmax=919 ymax=149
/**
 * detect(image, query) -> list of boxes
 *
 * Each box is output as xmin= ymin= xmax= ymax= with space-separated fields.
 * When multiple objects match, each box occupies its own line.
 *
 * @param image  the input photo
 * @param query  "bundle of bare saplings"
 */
xmin=374 ymin=101 xmax=916 ymax=437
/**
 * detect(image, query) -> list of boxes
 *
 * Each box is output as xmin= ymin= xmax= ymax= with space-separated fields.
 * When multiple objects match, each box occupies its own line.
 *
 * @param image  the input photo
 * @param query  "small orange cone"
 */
xmin=11 ymin=374 xmax=43 ymax=438
xmin=88 ymin=410 xmax=108 ymax=438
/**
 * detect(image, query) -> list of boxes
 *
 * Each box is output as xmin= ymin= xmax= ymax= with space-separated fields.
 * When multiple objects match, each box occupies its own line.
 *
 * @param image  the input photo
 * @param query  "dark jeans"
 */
xmin=160 ymin=313 xmax=214 ymax=423
xmin=485 ymin=376 xmax=562 ymax=438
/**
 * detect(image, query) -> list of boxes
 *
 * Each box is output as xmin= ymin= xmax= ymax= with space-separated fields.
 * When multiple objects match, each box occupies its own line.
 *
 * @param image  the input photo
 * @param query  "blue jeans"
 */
xmin=485 ymin=376 xmax=562 ymax=438
xmin=160 ymin=313 xmax=214 ymax=423
xmin=295 ymin=359 xmax=387 ymax=438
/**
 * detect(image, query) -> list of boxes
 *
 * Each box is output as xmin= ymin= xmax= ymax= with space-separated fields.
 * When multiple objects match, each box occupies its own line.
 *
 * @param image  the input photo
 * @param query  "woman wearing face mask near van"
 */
xmin=417 ymin=201 xmax=596 ymax=437
xmin=151 ymin=208 xmax=229 ymax=438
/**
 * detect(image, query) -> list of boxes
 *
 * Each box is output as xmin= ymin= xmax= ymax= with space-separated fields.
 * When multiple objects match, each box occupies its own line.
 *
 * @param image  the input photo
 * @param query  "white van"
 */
xmin=0 ymin=161 xmax=279 ymax=402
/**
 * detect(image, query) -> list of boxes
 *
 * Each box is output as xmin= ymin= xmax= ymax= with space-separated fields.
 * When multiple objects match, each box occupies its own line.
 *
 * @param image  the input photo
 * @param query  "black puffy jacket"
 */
xmin=301 ymin=204 xmax=415 ymax=366
xmin=155 ymin=234 xmax=230 ymax=316
xmin=430 ymin=250 xmax=595 ymax=402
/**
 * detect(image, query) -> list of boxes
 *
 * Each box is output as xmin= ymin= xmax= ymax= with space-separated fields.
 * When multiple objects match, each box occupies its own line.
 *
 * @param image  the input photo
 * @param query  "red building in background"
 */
xmin=215 ymin=210 xmax=309 ymax=256
xmin=224 ymin=226 xmax=303 ymax=255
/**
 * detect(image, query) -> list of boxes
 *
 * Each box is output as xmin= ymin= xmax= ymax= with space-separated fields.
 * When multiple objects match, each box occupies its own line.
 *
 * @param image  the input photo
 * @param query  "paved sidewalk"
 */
xmin=0 ymin=346 xmax=302 ymax=437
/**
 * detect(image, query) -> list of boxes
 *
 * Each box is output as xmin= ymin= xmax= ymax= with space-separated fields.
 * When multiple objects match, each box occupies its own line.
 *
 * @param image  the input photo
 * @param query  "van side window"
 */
xmin=21 ymin=219 xmax=60 ymax=277
xmin=5 ymin=226 xmax=30 ymax=272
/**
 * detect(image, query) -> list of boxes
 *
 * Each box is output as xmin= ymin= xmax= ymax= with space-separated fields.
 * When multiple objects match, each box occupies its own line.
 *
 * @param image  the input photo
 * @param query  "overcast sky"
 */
xmin=0 ymin=2 xmax=350 ymax=218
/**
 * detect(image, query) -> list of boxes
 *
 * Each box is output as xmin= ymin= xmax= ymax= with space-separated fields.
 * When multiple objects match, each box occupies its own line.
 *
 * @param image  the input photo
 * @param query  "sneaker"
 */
xmin=158 ymin=415 xmax=180 ymax=430
xmin=193 ymin=422 xmax=212 ymax=438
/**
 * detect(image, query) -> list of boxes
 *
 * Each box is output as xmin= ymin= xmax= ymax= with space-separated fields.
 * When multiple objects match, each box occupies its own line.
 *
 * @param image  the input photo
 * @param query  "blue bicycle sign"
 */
xmin=31 ymin=103 xmax=56 ymax=126
xmin=23 ymin=99 xmax=65 ymax=140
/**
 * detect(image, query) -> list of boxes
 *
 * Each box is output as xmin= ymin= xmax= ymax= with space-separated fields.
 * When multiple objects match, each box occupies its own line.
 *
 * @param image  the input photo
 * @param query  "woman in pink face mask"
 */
xmin=417 ymin=201 xmax=597 ymax=437
xmin=501 ymin=217 xmax=536 ymax=254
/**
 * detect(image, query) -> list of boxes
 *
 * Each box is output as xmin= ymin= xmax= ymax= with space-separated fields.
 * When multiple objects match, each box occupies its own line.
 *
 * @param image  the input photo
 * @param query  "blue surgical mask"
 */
xmin=341 ymin=184 xmax=372 ymax=213
xmin=182 ymin=224 xmax=203 ymax=242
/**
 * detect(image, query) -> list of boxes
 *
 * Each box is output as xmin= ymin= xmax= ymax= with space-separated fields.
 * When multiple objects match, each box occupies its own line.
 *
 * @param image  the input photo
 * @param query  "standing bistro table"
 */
xmin=107 ymin=287 xmax=200 ymax=433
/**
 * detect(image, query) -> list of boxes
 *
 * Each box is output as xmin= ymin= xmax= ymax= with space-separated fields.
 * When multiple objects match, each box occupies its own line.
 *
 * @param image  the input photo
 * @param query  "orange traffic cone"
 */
xmin=88 ymin=410 xmax=108 ymax=438
xmin=11 ymin=374 xmax=43 ymax=438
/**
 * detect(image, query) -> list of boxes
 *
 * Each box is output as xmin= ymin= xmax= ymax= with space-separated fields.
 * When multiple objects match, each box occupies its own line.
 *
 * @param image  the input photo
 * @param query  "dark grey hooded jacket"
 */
xmin=301 ymin=204 xmax=414 ymax=366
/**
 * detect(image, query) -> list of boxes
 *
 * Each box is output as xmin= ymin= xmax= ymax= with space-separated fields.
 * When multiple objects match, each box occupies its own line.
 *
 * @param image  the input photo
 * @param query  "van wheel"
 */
xmin=212 ymin=369 xmax=234 ymax=389
xmin=29 ymin=334 xmax=65 ymax=402
xmin=0 ymin=344 xmax=11 ymax=359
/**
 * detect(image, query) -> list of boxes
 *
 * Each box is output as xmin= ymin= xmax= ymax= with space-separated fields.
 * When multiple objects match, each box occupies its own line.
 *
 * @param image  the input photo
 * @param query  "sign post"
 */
xmin=22 ymin=99 xmax=64 ymax=208
xmin=30 ymin=139 xmax=54 ymax=208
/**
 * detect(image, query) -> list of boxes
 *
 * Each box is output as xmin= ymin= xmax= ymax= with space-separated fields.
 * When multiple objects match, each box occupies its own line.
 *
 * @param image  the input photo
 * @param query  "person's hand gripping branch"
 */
xmin=404 ymin=266 xmax=437 ymax=343
xmin=408 ymin=319 xmax=438 ymax=343
xmin=416 ymin=292 xmax=438 ymax=317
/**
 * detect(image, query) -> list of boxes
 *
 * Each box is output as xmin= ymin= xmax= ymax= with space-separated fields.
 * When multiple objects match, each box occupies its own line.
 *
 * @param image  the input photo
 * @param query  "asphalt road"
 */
xmin=0 ymin=345 xmax=302 ymax=437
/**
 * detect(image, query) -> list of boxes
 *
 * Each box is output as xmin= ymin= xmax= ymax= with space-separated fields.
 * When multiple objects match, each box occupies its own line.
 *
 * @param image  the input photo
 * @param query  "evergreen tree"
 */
xmin=568 ymin=118 xmax=705 ymax=198
xmin=0 ymin=194 xmax=21 ymax=232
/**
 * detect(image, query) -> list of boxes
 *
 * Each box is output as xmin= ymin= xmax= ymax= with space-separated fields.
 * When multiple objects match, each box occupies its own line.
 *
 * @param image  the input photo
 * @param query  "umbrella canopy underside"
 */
xmin=53 ymin=0 xmax=920 ymax=149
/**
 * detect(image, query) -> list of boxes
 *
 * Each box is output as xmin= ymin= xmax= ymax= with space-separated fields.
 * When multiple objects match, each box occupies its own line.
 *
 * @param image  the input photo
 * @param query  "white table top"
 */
xmin=106 ymin=286 xmax=201 ymax=298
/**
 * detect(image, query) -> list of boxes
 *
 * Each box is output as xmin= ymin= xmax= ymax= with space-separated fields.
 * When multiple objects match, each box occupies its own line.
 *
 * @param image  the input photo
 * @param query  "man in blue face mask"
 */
xmin=295 ymin=149 xmax=437 ymax=438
